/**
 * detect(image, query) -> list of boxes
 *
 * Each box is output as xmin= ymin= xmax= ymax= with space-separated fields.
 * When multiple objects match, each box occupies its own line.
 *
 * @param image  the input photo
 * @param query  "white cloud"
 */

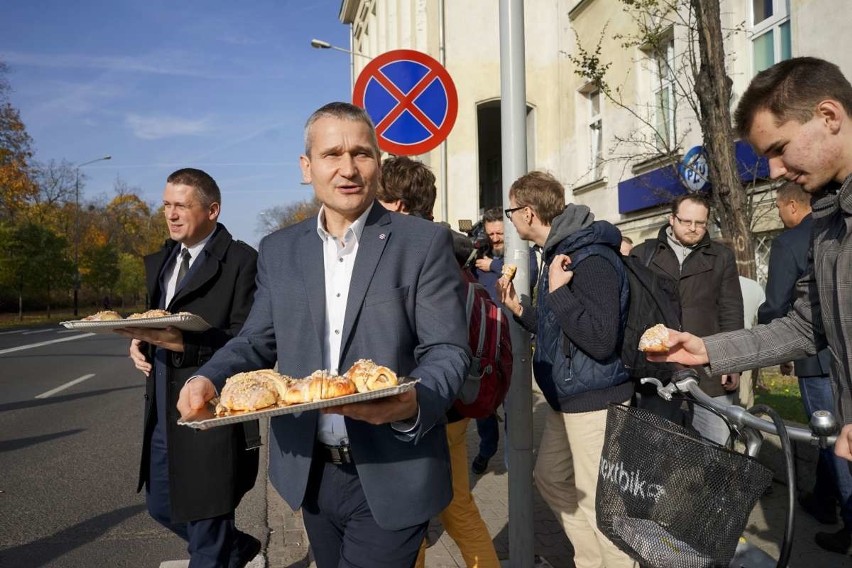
xmin=125 ymin=114 xmax=211 ymax=140
xmin=1 ymin=50 xmax=227 ymax=79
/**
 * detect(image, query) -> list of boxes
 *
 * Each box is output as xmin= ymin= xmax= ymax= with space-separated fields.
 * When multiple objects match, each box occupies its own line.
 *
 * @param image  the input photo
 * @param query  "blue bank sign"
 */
xmin=679 ymin=146 xmax=710 ymax=192
xmin=617 ymin=141 xmax=769 ymax=214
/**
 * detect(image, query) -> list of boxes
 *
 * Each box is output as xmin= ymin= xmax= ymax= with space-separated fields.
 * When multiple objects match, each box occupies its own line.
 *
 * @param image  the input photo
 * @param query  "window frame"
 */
xmin=588 ymin=88 xmax=603 ymax=180
xmin=749 ymin=0 xmax=791 ymax=74
xmin=648 ymin=37 xmax=676 ymax=152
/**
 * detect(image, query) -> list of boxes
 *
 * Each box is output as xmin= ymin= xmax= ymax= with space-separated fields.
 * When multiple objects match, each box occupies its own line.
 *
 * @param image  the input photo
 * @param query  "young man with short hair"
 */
xmin=499 ymin=171 xmax=636 ymax=568
xmin=649 ymin=56 xmax=852 ymax=557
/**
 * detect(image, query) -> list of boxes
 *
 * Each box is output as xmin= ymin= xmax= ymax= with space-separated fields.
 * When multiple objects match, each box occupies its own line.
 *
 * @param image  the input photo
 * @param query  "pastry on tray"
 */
xmin=345 ymin=359 xmax=399 ymax=392
xmin=127 ymin=309 xmax=171 ymax=319
xmin=213 ymin=360 xmax=399 ymax=417
xmin=83 ymin=310 xmax=123 ymax=321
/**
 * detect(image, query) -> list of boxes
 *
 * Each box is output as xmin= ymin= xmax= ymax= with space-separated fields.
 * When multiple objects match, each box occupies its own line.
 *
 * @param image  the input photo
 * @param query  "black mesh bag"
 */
xmin=596 ymin=404 xmax=773 ymax=568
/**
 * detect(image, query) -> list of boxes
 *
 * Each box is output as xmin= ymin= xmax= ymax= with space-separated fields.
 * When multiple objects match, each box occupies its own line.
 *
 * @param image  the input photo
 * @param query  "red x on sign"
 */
xmin=353 ymin=49 xmax=458 ymax=156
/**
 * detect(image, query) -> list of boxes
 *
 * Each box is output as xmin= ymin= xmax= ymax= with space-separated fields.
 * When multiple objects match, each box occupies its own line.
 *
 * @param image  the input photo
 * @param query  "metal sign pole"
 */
xmin=499 ymin=1 xmax=535 ymax=567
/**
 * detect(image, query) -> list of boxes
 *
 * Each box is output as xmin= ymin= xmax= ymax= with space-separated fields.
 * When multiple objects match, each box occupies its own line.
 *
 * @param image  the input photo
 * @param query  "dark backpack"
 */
xmin=620 ymin=245 xmax=682 ymax=383
xmin=453 ymin=270 xmax=513 ymax=419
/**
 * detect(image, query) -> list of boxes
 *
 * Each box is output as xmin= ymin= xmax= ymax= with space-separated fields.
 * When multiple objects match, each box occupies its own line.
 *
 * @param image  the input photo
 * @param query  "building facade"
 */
xmin=338 ymin=0 xmax=851 ymax=280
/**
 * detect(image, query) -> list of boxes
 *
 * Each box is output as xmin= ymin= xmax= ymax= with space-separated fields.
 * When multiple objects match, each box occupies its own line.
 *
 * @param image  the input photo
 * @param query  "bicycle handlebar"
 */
xmin=641 ymin=369 xmax=838 ymax=447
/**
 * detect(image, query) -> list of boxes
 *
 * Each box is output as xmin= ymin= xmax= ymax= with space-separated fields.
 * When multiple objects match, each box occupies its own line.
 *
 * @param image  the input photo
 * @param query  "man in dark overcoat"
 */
xmin=117 ymin=168 xmax=260 ymax=568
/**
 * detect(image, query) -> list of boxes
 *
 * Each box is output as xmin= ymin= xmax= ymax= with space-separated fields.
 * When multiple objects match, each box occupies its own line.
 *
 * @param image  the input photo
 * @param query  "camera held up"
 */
xmin=454 ymin=219 xmax=492 ymax=268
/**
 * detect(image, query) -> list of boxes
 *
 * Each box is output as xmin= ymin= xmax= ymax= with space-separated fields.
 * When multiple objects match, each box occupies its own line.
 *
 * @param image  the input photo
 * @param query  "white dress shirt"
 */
xmin=165 ymin=230 xmax=214 ymax=306
xmin=315 ymin=204 xmax=371 ymax=446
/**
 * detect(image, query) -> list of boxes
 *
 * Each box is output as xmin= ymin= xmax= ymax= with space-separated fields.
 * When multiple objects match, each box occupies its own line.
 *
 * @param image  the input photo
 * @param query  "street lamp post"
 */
xmin=310 ymin=38 xmax=371 ymax=95
xmin=73 ymin=155 xmax=111 ymax=316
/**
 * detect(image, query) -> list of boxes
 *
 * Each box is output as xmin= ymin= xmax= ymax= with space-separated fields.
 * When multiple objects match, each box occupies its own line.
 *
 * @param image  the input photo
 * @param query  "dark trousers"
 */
xmin=475 ymin=414 xmax=500 ymax=459
xmin=147 ymin=422 xmax=249 ymax=568
xmin=302 ymin=458 xmax=428 ymax=568
xmin=800 ymin=375 xmax=852 ymax=525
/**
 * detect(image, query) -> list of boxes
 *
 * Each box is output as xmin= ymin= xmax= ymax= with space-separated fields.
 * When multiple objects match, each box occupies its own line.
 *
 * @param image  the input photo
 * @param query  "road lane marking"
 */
xmin=0 ymin=333 xmax=96 ymax=356
xmin=35 ymin=374 xmax=96 ymax=399
xmin=0 ymin=329 xmax=31 ymax=335
xmin=22 ymin=329 xmax=53 ymax=335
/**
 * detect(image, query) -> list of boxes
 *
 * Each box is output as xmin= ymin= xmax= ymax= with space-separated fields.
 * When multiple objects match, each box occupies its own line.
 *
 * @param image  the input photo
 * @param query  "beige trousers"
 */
xmin=534 ymin=405 xmax=637 ymax=568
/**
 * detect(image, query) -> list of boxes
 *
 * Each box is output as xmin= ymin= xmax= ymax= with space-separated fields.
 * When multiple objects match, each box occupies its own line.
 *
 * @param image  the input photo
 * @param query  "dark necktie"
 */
xmin=176 ymin=248 xmax=191 ymax=288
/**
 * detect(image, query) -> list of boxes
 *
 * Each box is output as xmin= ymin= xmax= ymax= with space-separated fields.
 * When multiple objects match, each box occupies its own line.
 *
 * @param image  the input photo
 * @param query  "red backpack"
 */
xmin=452 ymin=270 xmax=513 ymax=419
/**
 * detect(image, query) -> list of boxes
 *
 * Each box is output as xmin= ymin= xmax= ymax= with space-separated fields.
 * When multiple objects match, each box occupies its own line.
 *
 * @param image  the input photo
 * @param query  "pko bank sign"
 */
xmin=680 ymin=146 xmax=710 ymax=192
xmin=617 ymin=140 xmax=769 ymax=214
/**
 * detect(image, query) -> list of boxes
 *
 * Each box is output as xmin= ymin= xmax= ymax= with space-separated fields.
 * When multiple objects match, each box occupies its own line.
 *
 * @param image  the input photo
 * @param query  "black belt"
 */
xmin=317 ymin=443 xmax=354 ymax=465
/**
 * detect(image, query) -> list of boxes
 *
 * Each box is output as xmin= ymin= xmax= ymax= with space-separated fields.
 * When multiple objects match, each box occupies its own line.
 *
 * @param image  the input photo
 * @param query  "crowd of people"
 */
xmin=116 ymin=54 xmax=852 ymax=567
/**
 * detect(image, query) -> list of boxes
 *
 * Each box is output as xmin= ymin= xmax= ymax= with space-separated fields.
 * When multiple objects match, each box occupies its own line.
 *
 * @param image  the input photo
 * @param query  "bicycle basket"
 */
xmin=596 ymin=404 xmax=773 ymax=568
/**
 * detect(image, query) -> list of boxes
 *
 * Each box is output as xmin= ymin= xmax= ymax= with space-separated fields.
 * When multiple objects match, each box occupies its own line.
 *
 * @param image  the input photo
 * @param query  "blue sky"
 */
xmin=1 ymin=1 xmax=351 ymax=246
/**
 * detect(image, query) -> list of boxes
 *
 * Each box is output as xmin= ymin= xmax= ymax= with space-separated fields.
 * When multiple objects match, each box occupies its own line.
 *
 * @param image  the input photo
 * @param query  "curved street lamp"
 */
xmin=310 ymin=38 xmax=371 ymax=94
xmin=73 ymin=155 xmax=112 ymax=316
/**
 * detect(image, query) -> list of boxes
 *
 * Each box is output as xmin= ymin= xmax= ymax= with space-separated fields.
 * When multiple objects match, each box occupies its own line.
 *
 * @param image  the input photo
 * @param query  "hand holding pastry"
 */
xmin=495 ymin=277 xmax=522 ymax=317
xmin=645 ymin=329 xmax=710 ymax=367
xmin=177 ymin=376 xmax=218 ymax=421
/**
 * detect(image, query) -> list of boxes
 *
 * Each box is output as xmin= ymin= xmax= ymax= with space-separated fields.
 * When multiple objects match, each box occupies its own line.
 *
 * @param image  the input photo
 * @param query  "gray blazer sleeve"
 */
xmin=706 ymin=265 xmax=825 ymax=375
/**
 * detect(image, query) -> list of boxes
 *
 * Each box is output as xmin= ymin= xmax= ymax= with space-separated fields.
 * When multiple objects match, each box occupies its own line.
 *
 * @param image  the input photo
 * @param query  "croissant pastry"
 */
xmin=283 ymin=372 xmax=357 ymax=404
xmin=83 ymin=310 xmax=122 ymax=321
xmin=216 ymin=369 xmax=292 ymax=415
xmin=345 ymin=359 xmax=399 ymax=392
xmin=127 ymin=309 xmax=171 ymax=319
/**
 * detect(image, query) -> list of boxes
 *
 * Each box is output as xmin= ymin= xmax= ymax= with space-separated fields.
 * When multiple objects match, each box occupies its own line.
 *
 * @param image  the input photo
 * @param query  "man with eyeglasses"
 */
xmin=629 ymin=193 xmax=744 ymax=444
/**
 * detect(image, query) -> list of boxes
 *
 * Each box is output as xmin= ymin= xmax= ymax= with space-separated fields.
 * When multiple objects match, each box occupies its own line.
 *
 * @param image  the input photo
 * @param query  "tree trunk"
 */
xmin=690 ymin=0 xmax=756 ymax=279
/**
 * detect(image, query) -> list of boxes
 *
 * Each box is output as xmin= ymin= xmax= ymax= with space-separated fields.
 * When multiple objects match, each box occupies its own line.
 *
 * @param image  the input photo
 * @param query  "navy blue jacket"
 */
xmin=518 ymin=213 xmax=632 ymax=412
xmin=757 ymin=214 xmax=831 ymax=378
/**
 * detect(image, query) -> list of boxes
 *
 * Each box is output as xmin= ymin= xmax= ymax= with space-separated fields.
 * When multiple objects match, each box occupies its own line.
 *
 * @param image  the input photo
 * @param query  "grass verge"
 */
xmin=753 ymin=367 xmax=808 ymax=424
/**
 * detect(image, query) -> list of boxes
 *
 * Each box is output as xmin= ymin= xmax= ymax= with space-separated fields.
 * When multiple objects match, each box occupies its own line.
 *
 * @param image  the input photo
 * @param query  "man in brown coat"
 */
xmin=630 ymin=193 xmax=743 ymax=445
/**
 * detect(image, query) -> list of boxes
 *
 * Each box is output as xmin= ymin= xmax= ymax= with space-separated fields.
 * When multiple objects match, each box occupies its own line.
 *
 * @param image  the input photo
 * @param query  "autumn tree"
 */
xmin=569 ymin=0 xmax=757 ymax=277
xmin=0 ymin=61 xmax=36 ymax=221
xmin=257 ymin=196 xmax=322 ymax=235
xmin=103 ymin=178 xmax=164 ymax=256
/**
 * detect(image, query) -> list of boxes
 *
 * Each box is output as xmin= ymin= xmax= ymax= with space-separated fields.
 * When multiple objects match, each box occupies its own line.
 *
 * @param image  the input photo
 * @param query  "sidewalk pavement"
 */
xmin=240 ymin=389 xmax=849 ymax=568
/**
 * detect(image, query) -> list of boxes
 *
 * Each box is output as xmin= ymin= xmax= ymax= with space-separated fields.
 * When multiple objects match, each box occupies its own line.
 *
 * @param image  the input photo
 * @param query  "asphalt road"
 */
xmin=0 ymin=325 xmax=195 ymax=567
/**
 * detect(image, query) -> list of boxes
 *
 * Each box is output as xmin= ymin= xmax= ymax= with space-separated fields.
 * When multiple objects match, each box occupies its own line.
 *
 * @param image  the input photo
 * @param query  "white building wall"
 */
xmin=339 ymin=0 xmax=852 ymax=238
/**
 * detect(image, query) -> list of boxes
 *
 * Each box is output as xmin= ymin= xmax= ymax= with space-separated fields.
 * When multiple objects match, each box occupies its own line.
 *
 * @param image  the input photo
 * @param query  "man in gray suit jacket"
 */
xmin=758 ymin=181 xmax=852 ymax=551
xmin=177 ymin=102 xmax=470 ymax=568
xmin=647 ymin=59 xmax=852 ymax=469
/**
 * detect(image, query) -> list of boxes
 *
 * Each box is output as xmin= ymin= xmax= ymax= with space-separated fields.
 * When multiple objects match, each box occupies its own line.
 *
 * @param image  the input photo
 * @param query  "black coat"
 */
xmin=757 ymin=214 xmax=831 ymax=378
xmin=631 ymin=225 xmax=744 ymax=396
xmin=137 ymin=224 xmax=259 ymax=522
